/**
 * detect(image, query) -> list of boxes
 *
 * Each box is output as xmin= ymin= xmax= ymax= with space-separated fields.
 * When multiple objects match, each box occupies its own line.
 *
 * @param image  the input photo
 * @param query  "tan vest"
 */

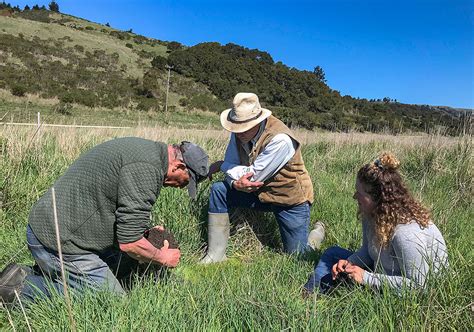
xmin=237 ymin=116 xmax=314 ymax=206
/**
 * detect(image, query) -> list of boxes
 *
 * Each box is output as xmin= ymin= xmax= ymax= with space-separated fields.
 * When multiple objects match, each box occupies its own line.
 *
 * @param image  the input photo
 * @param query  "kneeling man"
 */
xmin=202 ymin=93 xmax=324 ymax=263
xmin=0 ymin=137 xmax=209 ymax=302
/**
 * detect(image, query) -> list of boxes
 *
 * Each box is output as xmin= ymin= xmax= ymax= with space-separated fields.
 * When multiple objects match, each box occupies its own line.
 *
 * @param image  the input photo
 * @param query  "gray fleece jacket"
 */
xmin=29 ymin=137 xmax=168 ymax=254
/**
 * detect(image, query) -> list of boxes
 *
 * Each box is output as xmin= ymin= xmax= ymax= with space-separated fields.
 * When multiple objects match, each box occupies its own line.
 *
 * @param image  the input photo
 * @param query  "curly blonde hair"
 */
xmin=357 ymin=152 xmax=431 ymax=247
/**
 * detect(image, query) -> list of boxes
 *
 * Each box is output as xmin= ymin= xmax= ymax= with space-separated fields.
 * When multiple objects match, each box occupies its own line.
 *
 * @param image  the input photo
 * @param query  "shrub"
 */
xmin=110 ymin=52 xmax=119 ymax=61
xmin=59 ymin=36 xmax=73 ymax=42
xmin=11 ymin=84 xmax=27 ymax=97
xmin=179 ymin=97 xmax=188 ymax=107
xmin=59 ymin=92 xmax=75 ymax=104
xmin=74 ymin=44 xmax=85 ymax=53
xmin=187 ymin=94 xmax=224 ymax=113
xmin=109 ymin=31 xmax=128 ymax=40
xmin=125 ymin=43 xmax=133 ymax=49
xmin=136 ymin=49 xmax=154 ymax=59
xmin=151 ymin=56 xmax=167 ymax=69
xmin=167 ymin=41 xmax=182 ymax=52
xmin=78 ymin=92 xmax=98 ymax=108
xmin=17 ymin=9 xmax=50 ymax=23
xmin=137 ymin=98 xmax=160 ymax=112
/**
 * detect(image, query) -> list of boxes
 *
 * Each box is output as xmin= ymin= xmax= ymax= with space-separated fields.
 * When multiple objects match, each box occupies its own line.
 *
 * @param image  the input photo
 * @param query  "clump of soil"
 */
xmin=145 ymin=228 xmax=179 ymax=249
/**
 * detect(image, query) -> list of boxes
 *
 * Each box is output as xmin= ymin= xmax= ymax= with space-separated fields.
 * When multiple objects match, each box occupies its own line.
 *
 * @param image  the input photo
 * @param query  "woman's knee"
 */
xmin=321 ymin=246 xmax=344 ymax=259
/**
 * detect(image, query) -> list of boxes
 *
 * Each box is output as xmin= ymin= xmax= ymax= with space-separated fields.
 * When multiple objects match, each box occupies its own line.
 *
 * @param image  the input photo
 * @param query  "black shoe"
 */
xmin=0 ymin=263 xmax=28 ymax=303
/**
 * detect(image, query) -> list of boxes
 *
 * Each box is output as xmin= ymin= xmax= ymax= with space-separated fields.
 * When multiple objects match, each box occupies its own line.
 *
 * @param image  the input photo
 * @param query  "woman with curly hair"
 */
xmin=303 ymin=153 xmax=448 ymax=295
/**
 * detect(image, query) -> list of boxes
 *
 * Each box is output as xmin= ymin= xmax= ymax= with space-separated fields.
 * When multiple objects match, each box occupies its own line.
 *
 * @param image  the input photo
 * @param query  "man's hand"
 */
xmin=208 ymin=160 xmax=224 ymax=180
xmin=344 ymin=265 xmax=365 ymax=284
xmin=332 ymin=259 xmax=353 ymax=280
xmin=156 ymin=240 xmax=181 ymax=267
xmin=147 ymin=225 xmax=180 ymax=266
xmin=119 ymin=235 xmax=181 ymax=267
xmin=232 ymin=172 xmax=264 ymax=193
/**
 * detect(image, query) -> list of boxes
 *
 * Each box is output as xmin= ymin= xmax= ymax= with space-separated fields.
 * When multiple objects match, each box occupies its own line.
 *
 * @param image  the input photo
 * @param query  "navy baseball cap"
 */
xmin=180 ymin=141 xmax=209 ymax=199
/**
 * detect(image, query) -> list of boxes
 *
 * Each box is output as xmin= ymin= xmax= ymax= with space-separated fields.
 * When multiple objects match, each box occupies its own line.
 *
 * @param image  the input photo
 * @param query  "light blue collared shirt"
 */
xmin=221 ymin=121 xmax=296 ymax=184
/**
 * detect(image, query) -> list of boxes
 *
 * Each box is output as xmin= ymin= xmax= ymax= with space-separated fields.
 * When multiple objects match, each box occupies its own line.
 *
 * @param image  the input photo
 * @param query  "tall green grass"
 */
xmin=0 ymin=127 xmax=472 ymax=330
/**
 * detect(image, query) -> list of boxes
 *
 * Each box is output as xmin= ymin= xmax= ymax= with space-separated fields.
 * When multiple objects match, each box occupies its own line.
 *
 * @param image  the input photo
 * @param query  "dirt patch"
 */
xmin=145 ymin=228 xmax=179 ymax=249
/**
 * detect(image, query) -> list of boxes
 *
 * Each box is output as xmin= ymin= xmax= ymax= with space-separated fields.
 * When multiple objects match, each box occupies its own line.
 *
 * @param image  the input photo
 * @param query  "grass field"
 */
xmin=0 ymin=124 xmax=472 ymax=330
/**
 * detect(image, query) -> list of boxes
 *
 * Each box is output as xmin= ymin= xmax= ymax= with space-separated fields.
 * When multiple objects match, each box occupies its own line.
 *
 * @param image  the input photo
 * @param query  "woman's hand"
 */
xmin=332 ymin=259 xmax=351 ymax=280
xmin=344 ymin=265 xmax=365 ymax=284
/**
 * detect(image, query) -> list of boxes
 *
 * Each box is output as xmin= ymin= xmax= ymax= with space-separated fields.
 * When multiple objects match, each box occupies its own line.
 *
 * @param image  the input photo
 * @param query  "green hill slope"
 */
xmin=0 ymin=8 xmax=217 ymax=114
xmin=0 ymin=6 xmax=470 ymax=133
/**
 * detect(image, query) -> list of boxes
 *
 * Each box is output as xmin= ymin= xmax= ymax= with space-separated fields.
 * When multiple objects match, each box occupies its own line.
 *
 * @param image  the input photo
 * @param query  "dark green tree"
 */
xmin=313 ymin=65 xmax=326 ymax=83
xmin=48 ymin=1 xmax=59 ymax=12
xmin=0 ymin=2 xmax=12 ymax=10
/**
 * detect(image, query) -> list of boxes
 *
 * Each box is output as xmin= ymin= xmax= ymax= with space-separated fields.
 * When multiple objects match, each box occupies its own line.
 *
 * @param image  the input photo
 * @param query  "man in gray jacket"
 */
xmin=0 ymin=137 xmax=209 ymax=303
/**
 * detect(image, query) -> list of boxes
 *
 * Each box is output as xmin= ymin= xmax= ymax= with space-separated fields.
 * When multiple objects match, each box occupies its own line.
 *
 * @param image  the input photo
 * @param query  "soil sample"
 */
xmin=145 ymin=228 xmax=179 ymax=249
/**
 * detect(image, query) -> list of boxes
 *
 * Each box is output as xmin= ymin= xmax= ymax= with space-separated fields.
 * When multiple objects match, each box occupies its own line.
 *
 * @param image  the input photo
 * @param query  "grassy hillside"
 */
xmin=1 ymin=12 xmax=167 ymax=77
xmin=0 ymin=7 xmax=471 ymax=134
xmin=0 ymin=126 xmax=472 ymax=330
xmin=0 ymin=8 xmax=220 ymax=115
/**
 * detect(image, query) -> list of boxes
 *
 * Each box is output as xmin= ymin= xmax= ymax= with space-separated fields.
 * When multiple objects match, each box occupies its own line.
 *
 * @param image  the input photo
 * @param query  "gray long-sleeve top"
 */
xmin=348 ymin=219 xmax=448 ymax=291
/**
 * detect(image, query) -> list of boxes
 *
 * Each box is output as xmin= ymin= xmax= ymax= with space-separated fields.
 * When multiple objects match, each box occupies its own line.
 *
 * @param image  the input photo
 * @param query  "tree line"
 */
xmin=0 ymin=1 xmax=59 ymax=12
xmin=161 ymin=42 xmax=461 ymax=133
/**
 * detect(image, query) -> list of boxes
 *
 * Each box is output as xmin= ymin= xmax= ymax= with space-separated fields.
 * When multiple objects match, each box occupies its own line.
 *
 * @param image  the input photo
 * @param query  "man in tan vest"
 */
xmin=201 ymin=92 xmax=325 ymax=263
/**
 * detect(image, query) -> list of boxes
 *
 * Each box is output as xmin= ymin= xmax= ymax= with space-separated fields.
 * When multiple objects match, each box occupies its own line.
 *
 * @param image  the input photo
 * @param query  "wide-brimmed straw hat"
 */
xmin=220 ymin=93 xmax=272 ymax=133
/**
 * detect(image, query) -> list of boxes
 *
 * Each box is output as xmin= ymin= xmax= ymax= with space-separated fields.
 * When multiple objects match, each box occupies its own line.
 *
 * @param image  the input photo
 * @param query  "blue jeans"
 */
xmin=21 ymin=225 xmax=137 ymax=301
xmin=304 ymin=246 xmax=354 ymax=294
xmin=209 ymin=181 xmax=310 ymax=254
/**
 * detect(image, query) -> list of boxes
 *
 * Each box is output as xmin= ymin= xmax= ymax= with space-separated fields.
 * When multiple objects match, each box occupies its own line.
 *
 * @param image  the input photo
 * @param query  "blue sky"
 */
xmin=9 ymin=0 xmax=474 ymax=108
